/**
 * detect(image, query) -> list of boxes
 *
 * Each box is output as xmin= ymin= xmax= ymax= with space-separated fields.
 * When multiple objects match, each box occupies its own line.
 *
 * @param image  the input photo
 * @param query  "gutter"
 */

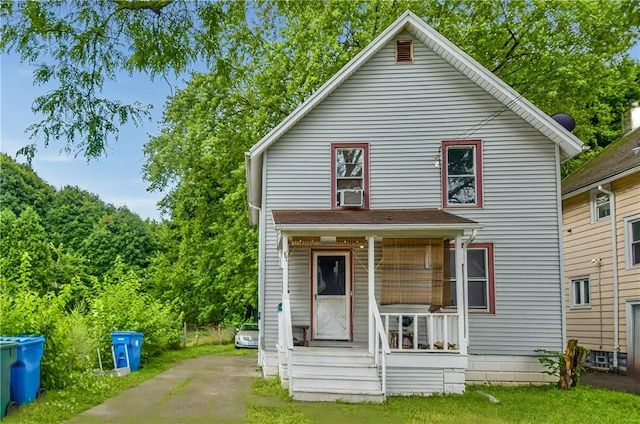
xmin=598 ymin=185 xmax=619 ymax=369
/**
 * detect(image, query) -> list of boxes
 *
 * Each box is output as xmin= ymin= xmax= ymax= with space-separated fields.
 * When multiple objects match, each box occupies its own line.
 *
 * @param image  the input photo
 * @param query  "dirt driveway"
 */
xmin=66 ymin=354 xmax=260 ymax=424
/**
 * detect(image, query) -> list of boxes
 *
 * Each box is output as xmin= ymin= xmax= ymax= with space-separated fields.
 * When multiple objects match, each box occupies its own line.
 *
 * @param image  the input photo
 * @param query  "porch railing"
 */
xmin=380 ymin=311 xmax=461 ymax=353
xmin=371 ymin=299 xmax=390 ymax=394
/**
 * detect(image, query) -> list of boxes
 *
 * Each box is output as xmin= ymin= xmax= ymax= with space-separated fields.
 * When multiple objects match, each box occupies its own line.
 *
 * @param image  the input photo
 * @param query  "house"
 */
xmin=245 ymin=11 xmax=584 ymax=402
xmin=562 ymin=104 xmax=640 ymax=377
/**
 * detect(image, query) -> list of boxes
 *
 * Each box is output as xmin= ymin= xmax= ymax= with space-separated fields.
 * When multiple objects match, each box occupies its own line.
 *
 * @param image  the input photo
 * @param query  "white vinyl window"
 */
xmin=624 ymin=214 xmax=640 ymax=269
xmin=570 ymin=277 xmax=591 ymax=308
xmin=590 ymin=188 xmax=611 ymax=222
xmin=448 ymin=245 xmax=494 ymax=313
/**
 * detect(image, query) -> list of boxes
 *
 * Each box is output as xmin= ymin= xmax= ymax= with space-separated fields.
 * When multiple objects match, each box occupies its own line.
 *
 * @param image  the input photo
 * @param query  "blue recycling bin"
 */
xmin=0 ymin=335 xmax=45 ymax=406
xmin=111 ymin=332 xmax=143 ymax=372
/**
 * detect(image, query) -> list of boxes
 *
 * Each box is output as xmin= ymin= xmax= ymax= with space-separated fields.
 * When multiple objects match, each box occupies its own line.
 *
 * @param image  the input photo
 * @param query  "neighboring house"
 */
xmin=245 ymin=11 xmax=583 ymax=402
xmin=562 ymin=105 xmax=640 ymax=377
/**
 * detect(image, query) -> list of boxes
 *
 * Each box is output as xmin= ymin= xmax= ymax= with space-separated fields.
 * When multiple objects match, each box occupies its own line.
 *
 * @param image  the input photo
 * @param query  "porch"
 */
xmin=271 ymin=209 xmax=481 ymax=402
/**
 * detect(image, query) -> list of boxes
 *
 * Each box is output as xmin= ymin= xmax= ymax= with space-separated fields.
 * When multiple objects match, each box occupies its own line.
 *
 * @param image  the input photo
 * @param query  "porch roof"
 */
xmin=271 ymin=208 xmax=482 ymax=235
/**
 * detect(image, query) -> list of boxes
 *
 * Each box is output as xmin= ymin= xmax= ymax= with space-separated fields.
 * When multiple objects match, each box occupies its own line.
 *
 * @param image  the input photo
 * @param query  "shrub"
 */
xmin=0 ymin=278 xmax=96 ymax=389
xmin=87 ymin=259 xmax=181 ymax=366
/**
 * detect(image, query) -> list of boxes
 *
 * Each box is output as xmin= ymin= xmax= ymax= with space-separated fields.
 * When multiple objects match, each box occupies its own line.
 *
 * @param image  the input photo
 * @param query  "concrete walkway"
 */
xmin=66 ymin=354 xmax=260 ymax=424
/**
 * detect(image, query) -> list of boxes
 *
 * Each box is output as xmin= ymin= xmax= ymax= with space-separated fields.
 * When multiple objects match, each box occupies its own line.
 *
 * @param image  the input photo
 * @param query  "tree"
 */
xmin=0 ymin=153 xmax=55 ymax=218
xmin=46 ymin=185 xmax=111 ymax=253
xmin=140 ymin=1 xmax=639 ymax=323
xmin=0 ymin=0 xmax=246 ymax=160
xmin=0 ymin=207 xmax=54 ymax=294
xmin=3 ymin=1 xmax=638 ymax=160
xmin=79 ymin=206 xmax=158 ymax=276
xmin=5 ymin=0 xmax=639 ymax=323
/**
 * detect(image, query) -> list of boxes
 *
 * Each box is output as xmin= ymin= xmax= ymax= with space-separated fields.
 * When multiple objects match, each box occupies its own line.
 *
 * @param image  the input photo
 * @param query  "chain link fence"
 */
xmin=181 ymin=324 xmax=237 ymax=347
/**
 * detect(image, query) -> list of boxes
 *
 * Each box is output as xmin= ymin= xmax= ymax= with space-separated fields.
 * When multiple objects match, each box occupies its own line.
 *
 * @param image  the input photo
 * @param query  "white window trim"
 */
xmin=589 ymin=185 xmax=611 ymax=223
xmin=448 ymin=245 xmax=492 ymax=313
xmin=624 ymin=213 xmax=640 ymax=269
xmin=569 ymin=276 xmax=591 ymax=309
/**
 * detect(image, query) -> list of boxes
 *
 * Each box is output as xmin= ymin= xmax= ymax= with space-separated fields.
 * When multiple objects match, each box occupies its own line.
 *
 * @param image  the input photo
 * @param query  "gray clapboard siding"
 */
xmin=261 ymin=33 xmax=563 ymax=354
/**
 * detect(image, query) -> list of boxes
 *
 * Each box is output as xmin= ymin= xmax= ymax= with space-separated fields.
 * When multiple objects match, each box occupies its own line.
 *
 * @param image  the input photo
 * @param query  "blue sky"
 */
xmin=1 ymin=52 xmax=179 ymax=221
xmin=1 ymin=39 xmax=639 ymax=221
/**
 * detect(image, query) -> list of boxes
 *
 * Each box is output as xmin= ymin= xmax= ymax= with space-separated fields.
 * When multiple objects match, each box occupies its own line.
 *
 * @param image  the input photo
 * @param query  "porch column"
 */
xmin=282 ymin=234 xmax=289 ymax=294
xmin=368 ymin=235 xmax=375 ymax=355
xmin=454 ymin=236 xmax=467 ymax=355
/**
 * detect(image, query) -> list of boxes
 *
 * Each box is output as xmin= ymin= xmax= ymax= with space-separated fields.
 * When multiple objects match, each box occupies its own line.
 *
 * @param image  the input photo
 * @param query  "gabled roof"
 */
xmin=247 ymin=10 xmax=585 ymax=224
xmin=562 ymin=127 xmax=640 ymax=197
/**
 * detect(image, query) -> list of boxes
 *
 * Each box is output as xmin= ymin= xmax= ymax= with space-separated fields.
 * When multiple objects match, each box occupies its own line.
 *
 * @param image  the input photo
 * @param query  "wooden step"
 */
xmin=288 ymin=348 xmax=383 ymax=402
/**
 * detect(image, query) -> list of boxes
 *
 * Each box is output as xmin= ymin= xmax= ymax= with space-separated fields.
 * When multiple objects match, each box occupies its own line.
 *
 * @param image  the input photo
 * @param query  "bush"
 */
xmin=87 ymin=260 xmax=181 ymax=366
xmin=0 ymin=280 xmax=96 ymax=389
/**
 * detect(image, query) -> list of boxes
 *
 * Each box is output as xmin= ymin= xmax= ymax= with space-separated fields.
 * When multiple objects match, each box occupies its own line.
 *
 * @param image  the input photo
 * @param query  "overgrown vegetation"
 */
xmin=535 ymin=339 xmax=590 ymax=390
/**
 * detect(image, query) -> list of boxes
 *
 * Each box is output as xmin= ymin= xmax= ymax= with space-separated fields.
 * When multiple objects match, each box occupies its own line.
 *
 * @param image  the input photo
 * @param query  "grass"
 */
xmin=5 ymin=346 xmax=639 ymax=424
xmin=248 ymin=380 xmax=640 ymax=424
xmin=3 ymin=344 xmax=254 ymax=424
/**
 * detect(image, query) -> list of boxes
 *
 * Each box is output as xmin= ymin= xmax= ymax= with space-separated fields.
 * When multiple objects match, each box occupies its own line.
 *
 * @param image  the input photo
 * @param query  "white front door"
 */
xmin=312 ymin=251 xmax=351 ymax=340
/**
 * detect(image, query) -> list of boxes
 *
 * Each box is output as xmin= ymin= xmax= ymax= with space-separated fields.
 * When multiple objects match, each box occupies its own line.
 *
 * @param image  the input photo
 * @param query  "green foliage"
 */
xmin=0 ymin=153 xmax=55 ymax=218
xmin=88 ymin=258 xmax=181 ymax=364
xmin=0 ymin=206 xmax=54 ymax=293
xmin=535 ymin=348 xmax=563 ymax=378
xmin=45 ymin=185 xmax=110 ymax=254
xmin=2 ymin=1 xmax=639 ymax=159
xmin=535 ymin=342 xmax=590 ymax=389
xmin=79 ymin=207 xmax=158 ymax=276
xmin=0 ymin=275 xmax=94 ymax=389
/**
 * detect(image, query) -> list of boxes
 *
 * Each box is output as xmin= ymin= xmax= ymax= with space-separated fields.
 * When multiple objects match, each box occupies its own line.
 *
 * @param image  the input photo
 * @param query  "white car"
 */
xmin=234 ymin=323 xmax=259 ymax=349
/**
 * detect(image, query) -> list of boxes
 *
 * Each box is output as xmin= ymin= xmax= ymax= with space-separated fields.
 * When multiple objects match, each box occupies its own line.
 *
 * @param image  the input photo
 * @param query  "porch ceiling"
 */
xmin=271 ymin=208 xmax=482 ymax=236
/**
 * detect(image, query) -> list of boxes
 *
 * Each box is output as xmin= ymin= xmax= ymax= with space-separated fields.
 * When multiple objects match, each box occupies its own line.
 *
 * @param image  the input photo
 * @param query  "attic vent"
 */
xmin=395 ymin=39 xmax=413 ymax=63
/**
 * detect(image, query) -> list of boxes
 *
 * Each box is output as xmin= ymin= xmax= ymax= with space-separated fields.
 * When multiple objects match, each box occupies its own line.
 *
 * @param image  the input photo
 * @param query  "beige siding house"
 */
xmin=562 ymin=110 xmax=640 ymax=376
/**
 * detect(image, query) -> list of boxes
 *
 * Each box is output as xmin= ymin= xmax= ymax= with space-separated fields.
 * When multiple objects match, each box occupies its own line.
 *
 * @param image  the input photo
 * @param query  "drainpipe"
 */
xmin=248 ymin=202 xmax=264 ymax=365
xmin=462 ymin=229 xmax=478 ymax=350
xmin=591 ymin=258 xmax=603 ymax=349
xmin=598 ymin=185 xmax=619 ymax=369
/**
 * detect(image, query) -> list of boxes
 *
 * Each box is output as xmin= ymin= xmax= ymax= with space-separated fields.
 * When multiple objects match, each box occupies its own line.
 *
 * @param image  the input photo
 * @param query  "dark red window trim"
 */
xmin=331 ymin=143 xmax=370 ymax=210
xmin=445 ymin=242 xmax=495 ymax=315
xmin=309 ymin=248 xmax=354 ymax=341
xmin=441 ymin=140 xmax=483 ymax=208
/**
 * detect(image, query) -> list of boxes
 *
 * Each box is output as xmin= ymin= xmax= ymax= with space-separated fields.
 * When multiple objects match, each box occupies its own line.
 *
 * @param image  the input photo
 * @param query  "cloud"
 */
xmin=18 ymin=68 xmax=34 ymax=78
xmin=37 ymin=155 xmax=75 ymax=163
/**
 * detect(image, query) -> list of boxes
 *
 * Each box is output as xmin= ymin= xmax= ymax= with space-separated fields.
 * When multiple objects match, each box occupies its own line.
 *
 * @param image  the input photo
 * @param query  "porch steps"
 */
xmin=290 ymin=348 xmax=384 ymax=403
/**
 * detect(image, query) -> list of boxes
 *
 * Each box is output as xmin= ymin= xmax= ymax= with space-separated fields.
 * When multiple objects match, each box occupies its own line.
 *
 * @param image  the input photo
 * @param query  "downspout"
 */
xmin=555 ymin=144 xmax=567 ymax=350
xmin=462 ymin=229 xmax=478 ymax=350
xmin=248 ymin=200 xmax=263 ymax=366
xmin=591 ymin=258 xmax=603 ymax=349
xmin=598 ymin=185 xmax=619 ymax=369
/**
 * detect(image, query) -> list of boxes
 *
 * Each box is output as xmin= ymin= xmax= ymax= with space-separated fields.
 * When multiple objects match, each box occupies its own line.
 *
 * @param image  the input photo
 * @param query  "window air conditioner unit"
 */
xmin=338 ymin=190 xmax=364 ymax=207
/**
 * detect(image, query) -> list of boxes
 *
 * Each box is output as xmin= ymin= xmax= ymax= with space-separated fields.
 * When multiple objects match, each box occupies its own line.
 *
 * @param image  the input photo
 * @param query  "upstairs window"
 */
xmin=442 ymin=140 xmax=483 ymax=208
xmin=590 ymin=189 xmax=611 ymax=222
xmin=625 ymin=214 xmax=640 ymax=269
xmin=570 ymin=277 xmax=590 ymax=308
xmin=331 ymin=143 xmax=369 ymax=209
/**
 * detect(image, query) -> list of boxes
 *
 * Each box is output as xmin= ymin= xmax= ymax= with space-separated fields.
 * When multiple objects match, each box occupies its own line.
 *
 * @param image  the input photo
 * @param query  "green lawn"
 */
xmin=248 ymin=379 xmax=640 ymax=424
xmin=4 ymin=346 xmax=638 ymax=424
